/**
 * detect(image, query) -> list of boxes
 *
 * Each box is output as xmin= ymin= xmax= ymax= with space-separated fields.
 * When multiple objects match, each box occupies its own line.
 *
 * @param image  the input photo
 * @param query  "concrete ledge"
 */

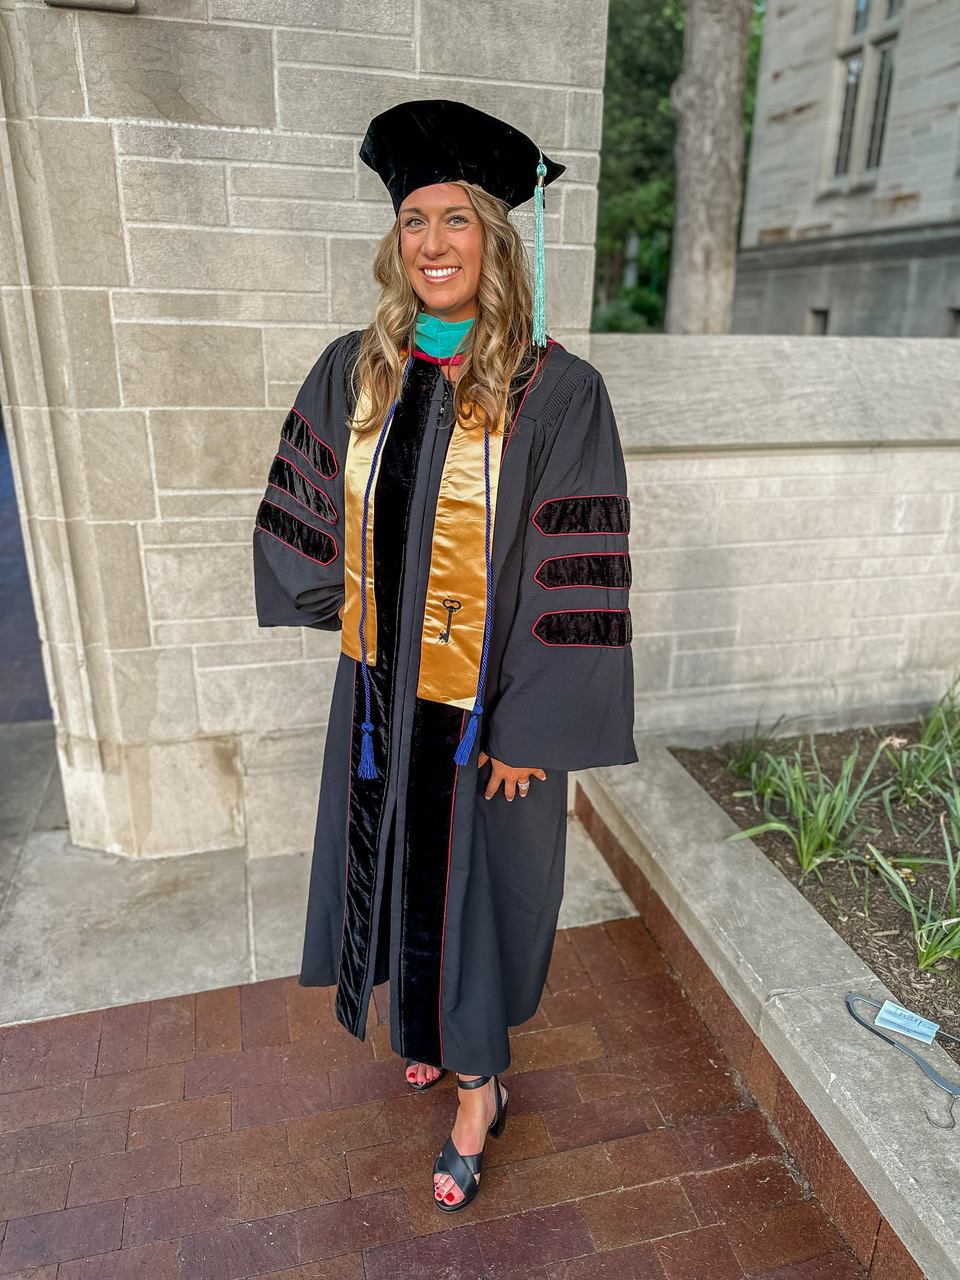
xmin=593 ymin=333 xmax=960 ymax=451
xmin=579 ymin=746 xmax=959 ymax=1280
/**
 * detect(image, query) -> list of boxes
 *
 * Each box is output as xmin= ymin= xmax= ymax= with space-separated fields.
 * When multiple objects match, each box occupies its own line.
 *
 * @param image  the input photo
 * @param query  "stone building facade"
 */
xmin=734 ymin=0 xmax=960 ymax=336
xmin=2 ymin=0 xmax=958 ymax=862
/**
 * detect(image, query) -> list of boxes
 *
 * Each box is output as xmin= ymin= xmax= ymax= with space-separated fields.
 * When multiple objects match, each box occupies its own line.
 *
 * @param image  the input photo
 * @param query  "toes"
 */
xmin=433 ymin=1170 xmax=473 ymax=1205
xmin=434 ymin=1173 xmax=462 ymax=1204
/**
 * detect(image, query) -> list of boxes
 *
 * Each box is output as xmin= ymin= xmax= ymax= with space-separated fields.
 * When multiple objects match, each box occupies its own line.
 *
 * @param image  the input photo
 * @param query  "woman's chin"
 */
xmin=417 ymin=295 xmax=476 ymax=321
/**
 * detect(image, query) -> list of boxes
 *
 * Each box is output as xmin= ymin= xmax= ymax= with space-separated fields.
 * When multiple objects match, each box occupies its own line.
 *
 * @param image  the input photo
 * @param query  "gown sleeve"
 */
xmin=483 ymin=362 xmax=638 ymax=771
xmin=252 ymin=331 xmax=360 ymax=631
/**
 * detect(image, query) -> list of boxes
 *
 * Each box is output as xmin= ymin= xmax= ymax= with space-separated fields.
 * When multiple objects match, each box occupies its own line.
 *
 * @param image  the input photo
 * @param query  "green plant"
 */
xmin=933 ymin=766 xmax=960 ymax=849
xmin=726 ymin=714 xmax=788 ymax=779
xmin=728 ymin=737 xmax=885 ymax=876
xmin=882 ymin=680 xmax=960 ymax=809
xmin=868 ymin=825 xmax=960 ymax=972
xmin=745 ymin=751 xmax=787 ymax=815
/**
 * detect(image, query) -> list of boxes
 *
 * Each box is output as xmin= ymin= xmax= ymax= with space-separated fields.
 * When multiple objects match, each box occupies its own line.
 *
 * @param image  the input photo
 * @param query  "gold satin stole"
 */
xmin=341 ymin=378 xmax=504 ymax=710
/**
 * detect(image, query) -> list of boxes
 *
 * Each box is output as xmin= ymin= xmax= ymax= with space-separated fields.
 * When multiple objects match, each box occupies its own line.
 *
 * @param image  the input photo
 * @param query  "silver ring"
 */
xmin=518 ymin=782 xmax=529 ymax=792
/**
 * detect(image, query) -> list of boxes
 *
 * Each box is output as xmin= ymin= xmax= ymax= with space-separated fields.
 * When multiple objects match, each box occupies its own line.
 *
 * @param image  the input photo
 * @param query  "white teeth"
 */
xmin=422 ymin=267 xmax=459 ymax=278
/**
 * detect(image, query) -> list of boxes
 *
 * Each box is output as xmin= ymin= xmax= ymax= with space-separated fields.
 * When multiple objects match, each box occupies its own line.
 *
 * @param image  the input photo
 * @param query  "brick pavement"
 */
xmin=0 ymin=918 xmax=866 ymax=1279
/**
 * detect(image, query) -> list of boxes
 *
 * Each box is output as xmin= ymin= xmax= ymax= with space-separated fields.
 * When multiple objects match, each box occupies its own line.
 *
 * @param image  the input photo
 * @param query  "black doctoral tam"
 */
xmin=359 ymin=98 xmax=565 ymax=213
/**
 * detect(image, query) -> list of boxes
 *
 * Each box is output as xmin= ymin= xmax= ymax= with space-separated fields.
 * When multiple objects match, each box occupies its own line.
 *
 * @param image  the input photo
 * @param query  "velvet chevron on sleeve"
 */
xmin=483 ymin=358 xmax=638 ymax=772
xmin=252 ymin=331 xmax=362 ymax=631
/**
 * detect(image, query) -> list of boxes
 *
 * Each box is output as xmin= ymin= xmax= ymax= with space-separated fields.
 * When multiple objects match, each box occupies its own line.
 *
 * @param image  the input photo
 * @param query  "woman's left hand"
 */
xmin=479 ymin=752 xmax=546 ymax=802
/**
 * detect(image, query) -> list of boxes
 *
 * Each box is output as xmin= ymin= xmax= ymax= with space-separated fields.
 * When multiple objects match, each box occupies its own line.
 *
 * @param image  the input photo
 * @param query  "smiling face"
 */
xmin=398 ymin=183 xmax=483 ymax=323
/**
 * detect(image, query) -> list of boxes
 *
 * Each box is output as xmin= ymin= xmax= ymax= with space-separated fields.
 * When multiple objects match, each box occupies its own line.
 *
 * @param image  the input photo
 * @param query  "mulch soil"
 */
xmin=672 ymin=722 xmax=960 ymax=1070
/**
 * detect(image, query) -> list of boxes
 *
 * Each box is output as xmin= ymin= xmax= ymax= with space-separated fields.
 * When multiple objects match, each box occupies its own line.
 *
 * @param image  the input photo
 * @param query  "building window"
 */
xmin=835 ymin=56 xmax=863 ymax=176
xmin=886 ymin=0 xmax=903 ymax=18
xmin=807 ymin=309 xmax=830 ymax=335
xmin=865 ymin=43 xmax=895 ymax=169
xmin=853 ymin=0 xmax=871 ymax=35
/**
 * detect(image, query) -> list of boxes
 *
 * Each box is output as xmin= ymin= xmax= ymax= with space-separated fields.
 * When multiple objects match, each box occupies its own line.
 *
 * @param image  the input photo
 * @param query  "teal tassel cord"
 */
xmin=532 ymin=154 xmax=548 ymax=348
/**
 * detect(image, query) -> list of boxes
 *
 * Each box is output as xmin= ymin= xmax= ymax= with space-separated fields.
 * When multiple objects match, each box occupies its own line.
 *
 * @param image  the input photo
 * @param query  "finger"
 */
xmin=517 ymin=776 xmax=532 ymax=799
xmin=533 ymin=770 xmax=546 ymax=781
xmin=478 ymin=752 xmax=489 ymax=769
xmin=484 ymin=773 xmax=501 ymax=800
xmin=504 ymin=778 xmax=517 ymax=802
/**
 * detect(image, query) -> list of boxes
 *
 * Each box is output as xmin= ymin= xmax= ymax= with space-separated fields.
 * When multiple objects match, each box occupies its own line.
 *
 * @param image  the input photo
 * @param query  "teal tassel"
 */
xmin=358 ymin=722 xmax=377 ymax=780
xmin=532 ymin=153 xmax=548 ymax=347
xmin=453 ymin=706 xmax=482 ymax=766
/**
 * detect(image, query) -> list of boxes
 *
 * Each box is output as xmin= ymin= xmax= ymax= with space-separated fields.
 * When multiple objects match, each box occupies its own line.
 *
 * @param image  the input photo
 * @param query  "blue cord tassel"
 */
xmin=453 ymin=705 xmax=481 ymax=767
xmin=454 ymin=419 xmax=493 ymax=766
xmin=358 ymin=721 xmax=377 ymax=780
xmin=356 ymin=356 xmax=411 ymax=782
xmin=532 ymin=152 xmax=548 ymax=348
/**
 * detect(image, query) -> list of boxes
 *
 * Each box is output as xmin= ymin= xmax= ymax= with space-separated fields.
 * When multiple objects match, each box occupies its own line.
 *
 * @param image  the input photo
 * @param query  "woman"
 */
xmin=253 ymin=99 xmax=636 ymax=1210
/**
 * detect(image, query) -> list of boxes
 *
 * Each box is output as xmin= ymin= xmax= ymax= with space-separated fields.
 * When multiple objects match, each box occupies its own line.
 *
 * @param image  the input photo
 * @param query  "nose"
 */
xmin=421 ymin=219 xmax=450 ymax=259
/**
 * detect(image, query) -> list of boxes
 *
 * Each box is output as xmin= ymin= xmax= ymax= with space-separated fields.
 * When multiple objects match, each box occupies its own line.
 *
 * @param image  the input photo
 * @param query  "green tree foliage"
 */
xmin=592 ymin=0 xmax=766 ymax=333
xmin=592 ymin=0 xmax=684 ymax=332
xmin=741 ymin=1 xmax=767 ymax=232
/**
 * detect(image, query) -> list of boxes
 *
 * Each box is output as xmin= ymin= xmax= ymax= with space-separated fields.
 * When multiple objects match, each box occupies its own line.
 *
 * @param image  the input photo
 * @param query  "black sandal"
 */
xmin=432 ymin=1073 xmax=508 ymax=1212
xmin=405 ymin=1059 xmax=447 ymax=1092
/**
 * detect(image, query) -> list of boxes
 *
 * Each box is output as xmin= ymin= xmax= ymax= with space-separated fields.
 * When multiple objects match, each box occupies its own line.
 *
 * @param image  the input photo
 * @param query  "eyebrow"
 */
xmin=400 ymin=205 xmax=473 ymax=216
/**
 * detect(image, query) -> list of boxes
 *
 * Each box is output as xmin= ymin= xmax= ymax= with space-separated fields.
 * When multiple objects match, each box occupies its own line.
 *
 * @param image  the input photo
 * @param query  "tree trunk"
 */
xmin=664 ymin=0 xmax=754 ymax=334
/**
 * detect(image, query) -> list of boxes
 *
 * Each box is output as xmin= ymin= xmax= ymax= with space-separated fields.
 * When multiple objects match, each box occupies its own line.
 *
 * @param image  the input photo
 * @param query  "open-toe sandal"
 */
xmin=405 ymin=1059 xmax=447 ymax=1093
xmin=432 ymin=1073 xmax=508 ymax=1212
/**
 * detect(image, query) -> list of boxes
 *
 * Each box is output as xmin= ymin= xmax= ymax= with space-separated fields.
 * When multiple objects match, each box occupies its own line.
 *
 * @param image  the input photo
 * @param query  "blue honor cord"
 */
xmin=356 ymin=355 xmax=413 ymax=781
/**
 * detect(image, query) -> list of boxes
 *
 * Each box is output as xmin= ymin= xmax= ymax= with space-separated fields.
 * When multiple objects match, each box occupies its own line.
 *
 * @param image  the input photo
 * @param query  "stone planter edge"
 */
xmin=577 ymin=745 xmax=959 ymax=1280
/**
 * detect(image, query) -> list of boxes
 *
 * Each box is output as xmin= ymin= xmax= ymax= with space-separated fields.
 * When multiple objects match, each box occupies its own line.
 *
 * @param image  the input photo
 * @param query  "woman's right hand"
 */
xmin=338 ymin=604 xmax=345 ymax=620
xmin=478 ymin=753 xmax=546 ymax=802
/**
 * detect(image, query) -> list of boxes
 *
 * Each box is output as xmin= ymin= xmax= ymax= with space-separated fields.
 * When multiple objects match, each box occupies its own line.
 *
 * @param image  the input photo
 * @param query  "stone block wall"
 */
xmin=593 ymin=333 xmax=960 ymax=743
xmin=0 ymin=0 xmax=608 ymax=857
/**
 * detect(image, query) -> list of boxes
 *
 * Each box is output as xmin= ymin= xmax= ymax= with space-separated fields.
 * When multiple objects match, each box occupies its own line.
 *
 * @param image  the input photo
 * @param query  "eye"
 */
xmin=402 ymin=216 xmax=424 ymax=229
xmin=448 ymin=215 xmax=469 ymax=226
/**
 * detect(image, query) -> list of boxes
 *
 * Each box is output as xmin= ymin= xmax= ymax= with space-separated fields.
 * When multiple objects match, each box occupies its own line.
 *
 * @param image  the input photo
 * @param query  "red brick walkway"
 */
xmin=0 ymin=919 xmax=866 ymax=1279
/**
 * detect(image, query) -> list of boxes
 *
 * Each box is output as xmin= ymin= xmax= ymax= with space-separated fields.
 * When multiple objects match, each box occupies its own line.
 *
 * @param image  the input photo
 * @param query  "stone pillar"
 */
xmin=0 ymin=0 xmax=609 ymax=856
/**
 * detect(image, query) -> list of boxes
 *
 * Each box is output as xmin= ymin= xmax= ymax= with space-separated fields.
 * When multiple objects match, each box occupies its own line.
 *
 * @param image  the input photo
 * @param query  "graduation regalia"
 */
xmin=252 ymin=101 xmax=637 ymax=1076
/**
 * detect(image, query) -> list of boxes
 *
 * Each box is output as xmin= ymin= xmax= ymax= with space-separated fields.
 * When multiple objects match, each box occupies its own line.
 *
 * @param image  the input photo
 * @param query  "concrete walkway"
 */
xmin=0 ymin=722 xmax=635 ymax=1029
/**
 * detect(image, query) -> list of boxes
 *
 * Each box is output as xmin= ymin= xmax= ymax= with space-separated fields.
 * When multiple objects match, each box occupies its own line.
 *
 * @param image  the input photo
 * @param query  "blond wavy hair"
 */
xmin=352 ymin=181 xmax=542 ymax=434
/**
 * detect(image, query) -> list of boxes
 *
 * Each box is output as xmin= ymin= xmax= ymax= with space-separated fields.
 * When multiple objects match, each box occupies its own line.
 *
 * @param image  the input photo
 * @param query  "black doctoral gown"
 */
xmin=253 ymin=333 xmax=637 ymax=1075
